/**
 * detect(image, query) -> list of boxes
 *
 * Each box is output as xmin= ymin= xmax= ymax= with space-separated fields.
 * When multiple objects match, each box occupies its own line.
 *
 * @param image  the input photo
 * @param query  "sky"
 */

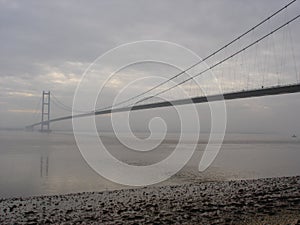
xmin=0 ymin=0 xmax=300 ymax=134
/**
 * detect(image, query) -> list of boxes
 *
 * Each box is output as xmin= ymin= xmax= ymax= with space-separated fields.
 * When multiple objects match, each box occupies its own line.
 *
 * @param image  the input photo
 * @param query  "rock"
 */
xmin=24 ymin=210 xmax=36 ymax=216
xmin=66 ymin=209 xmax=73 ymax=214
xmin=9 ymin=205 xmax=17 ymax=212
xmin=102 ymin=209 xmax=109 ymax=214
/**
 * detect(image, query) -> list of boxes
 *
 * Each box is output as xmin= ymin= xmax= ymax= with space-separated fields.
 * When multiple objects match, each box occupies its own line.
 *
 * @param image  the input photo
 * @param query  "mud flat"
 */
xmin=0 ymin=176 xmax=300 ymax=224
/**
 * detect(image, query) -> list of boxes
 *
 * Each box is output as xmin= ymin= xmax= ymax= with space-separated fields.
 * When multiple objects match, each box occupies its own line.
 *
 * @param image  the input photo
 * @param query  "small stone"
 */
xmin=66 ymin=209 xmax=73 ymax=214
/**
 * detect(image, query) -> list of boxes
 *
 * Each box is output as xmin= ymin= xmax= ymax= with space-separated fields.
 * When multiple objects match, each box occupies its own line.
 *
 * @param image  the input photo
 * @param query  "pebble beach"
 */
xmin=1 ymin=176 xmax=300 ymax=224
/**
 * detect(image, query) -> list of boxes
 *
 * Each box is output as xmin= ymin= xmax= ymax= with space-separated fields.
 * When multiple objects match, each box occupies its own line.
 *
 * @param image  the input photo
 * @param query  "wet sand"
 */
xmin=0 ymin=176 xmax=300 ymax=224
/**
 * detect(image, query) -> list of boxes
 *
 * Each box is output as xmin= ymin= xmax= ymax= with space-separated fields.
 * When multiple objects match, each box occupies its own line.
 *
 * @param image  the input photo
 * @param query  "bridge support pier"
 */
xmin=40 ymin=91 xmax=51 ymax=132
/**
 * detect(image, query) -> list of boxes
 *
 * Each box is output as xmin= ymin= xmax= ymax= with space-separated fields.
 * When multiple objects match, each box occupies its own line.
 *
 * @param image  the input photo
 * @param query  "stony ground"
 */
xmin=0 ymin=176 xmax=300 ymax=224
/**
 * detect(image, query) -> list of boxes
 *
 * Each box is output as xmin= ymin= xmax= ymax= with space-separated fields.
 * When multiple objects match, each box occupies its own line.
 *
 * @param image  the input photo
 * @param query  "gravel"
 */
xmin=1 ymin=176 xmax=300 ymax=224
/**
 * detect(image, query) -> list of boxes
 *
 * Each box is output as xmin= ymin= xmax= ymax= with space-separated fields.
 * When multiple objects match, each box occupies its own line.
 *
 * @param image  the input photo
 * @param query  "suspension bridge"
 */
xmin=26 ymin=0 xmax=300 ymax=132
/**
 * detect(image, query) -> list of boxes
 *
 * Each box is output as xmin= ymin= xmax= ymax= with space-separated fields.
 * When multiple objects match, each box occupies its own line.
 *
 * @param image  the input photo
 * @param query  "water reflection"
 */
xmin=0 ymin=130 xmax=299 ymax=198
xmin=40 ymin=155 xmax=49 ymax=177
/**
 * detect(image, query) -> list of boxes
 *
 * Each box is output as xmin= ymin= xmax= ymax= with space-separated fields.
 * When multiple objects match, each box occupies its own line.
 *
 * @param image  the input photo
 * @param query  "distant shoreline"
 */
xmin=1 ymin=176 xmax=299 ymax=224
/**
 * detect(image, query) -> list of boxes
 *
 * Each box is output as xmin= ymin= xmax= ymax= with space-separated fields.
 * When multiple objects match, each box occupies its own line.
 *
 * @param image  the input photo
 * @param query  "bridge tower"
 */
xmin=41 ymin=91 xmax=51 ymax=132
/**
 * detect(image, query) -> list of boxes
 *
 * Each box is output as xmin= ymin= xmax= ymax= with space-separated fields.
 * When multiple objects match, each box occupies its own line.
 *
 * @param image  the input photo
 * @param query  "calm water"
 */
xmin=0 ymin=130 xmax=299 ymax=198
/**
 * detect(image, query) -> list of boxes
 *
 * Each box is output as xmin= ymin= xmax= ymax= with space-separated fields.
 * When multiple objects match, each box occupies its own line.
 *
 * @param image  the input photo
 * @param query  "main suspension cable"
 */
xmin=95 ymin=0 xmax=297 ymax=111
xmin=131 ymin=14 xmax=300 ymax=105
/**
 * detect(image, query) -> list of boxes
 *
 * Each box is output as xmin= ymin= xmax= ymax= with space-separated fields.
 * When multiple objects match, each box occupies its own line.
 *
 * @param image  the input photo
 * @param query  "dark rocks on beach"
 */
xmin=0 ymin=176 xmax=300 ymax=224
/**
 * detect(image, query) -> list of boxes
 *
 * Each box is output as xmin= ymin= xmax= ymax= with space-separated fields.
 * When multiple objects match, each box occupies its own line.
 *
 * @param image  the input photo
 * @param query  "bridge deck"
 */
xmin=27 ymin=83 xmax=300 ymax=128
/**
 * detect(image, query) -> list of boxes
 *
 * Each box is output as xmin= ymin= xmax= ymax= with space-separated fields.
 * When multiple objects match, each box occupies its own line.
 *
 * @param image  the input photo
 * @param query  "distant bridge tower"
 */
xmin=41 ymin=91 xmax=51 ymax=132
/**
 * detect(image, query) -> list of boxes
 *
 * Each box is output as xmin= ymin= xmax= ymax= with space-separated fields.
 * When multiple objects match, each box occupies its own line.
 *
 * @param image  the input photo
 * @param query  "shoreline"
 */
xmin=1 ymin=176 xmax=300 ymax=224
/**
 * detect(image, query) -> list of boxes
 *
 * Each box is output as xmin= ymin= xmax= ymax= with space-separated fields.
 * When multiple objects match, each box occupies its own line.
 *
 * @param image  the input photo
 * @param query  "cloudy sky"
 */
xmin=0 ymin=0 xmax=299 ymax=134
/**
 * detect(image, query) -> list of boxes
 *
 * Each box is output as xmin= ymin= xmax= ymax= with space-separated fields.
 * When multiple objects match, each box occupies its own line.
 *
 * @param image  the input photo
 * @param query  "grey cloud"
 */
xmin=0 ymin=0 xmax=299 ymax=132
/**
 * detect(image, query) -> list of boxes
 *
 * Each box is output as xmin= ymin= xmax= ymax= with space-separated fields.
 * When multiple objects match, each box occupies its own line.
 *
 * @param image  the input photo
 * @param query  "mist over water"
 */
xmin=0 ymin=130 xmax=299 ymax=198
